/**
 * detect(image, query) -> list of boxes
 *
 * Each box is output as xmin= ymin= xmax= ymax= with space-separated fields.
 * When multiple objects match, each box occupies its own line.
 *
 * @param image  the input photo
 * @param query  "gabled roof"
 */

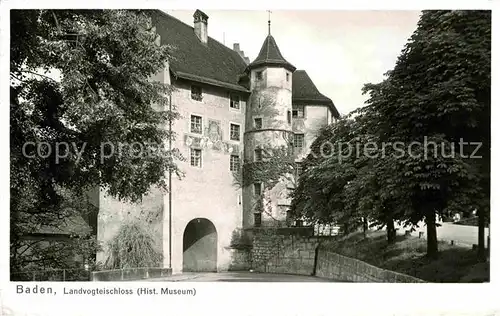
xmin=247 ymin=35 xmax=296 ymax=72
xmin=150 ymin=10 xmax=250 ymax=93
xmin=292 ymin=70 xmax=340 ymax=118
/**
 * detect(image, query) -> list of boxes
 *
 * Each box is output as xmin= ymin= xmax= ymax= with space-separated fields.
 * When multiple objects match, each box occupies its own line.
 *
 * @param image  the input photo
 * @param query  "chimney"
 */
xmin=193 ymin=9 xmax=208 ymax=44
xmin=233 ymin=43 xmax=249 ymax=65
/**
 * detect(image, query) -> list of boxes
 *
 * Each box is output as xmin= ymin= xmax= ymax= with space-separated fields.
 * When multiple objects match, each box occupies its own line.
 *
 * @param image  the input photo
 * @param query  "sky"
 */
xmin=162 ymin=10 xmax=422 ymax=116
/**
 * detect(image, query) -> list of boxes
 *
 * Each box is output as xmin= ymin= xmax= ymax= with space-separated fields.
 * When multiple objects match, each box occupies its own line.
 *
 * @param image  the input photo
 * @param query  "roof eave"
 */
xmin=172 ymin=70 xmax=250 ymax=93
xmin=292 ymin=98 xmax=340 ymax=118
xmin=246 ymin=61 xmax=296 ymax=73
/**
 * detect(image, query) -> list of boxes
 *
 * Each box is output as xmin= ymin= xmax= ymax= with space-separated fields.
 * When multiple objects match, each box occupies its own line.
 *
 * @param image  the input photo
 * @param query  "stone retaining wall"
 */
xmin=316 ymin=248 xmax=424 ymax=283
xmin=92 ymin=267 xmax=172 ymax=281
xmin=229 ymin=228 xmax=424 ymax=282
xmin=252 ymin=234 xmax=318 ymax=275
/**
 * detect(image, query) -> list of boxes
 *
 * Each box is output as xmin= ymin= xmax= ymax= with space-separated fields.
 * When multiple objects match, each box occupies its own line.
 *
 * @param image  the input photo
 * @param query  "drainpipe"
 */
xmin=168 ymin=94 xmax=173 ymax=269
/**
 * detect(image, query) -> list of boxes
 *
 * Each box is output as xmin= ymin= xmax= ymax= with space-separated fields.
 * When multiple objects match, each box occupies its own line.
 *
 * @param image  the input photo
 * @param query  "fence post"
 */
xmin=63 ymin=269 xmax=66 ymax=281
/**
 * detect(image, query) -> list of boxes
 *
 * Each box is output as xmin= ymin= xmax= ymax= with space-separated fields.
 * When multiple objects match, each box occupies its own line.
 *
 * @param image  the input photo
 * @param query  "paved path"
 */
xmin=148 ymin=272 xmax=337 ymax=282
xmin=394 ymin=221 xmax=489 ymax=246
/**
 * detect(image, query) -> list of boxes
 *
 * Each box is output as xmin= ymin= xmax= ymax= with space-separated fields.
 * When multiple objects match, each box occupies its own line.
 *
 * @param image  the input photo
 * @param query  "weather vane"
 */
xmin=267 ymin=10 xmax=272 ymax=35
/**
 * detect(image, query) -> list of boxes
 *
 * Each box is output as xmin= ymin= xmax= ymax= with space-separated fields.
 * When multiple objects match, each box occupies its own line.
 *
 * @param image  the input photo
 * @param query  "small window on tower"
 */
xmin=254 ymin=183 xmax=262 ymax=196
xmin=287 ymin=110 xmax=291 ymax=124
xmin=254 ymin=118 xmax=262 ymax=129
xmin=254 ymin=149 xmax=263 ymax=162
xmin=294 ymin=134 xmax=304 ymax=148
xmin=286 ymin=72 xmax=290 ymax=82
xmin=256 ymin=71 xmax=263 ymax=80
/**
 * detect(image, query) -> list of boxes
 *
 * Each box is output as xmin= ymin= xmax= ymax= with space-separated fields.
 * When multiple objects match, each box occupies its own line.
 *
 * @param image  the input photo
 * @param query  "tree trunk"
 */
xmin=363 ymin=217 xmax=368 ymax=239
xmin=386 ymin=217 xmax=396 ymax=244
xmin=343 ymin=222 xmax=349 ymax=236
xmin=477 ymin=207 xmax=486 ymax=262
xmin=425 ymin=211 xmax=438 ymax=259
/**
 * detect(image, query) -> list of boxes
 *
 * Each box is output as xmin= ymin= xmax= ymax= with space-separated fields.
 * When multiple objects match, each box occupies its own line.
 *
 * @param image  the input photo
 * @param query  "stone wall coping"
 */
xmin=92 ymin=267 xmax=172 ymax=281
xmin=318 ymin=248 xmax=425 ymax=283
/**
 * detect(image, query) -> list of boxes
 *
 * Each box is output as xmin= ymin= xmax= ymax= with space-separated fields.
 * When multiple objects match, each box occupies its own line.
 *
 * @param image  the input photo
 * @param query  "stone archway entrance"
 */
xmin=183 ymin=218 xmax=217 ymax=272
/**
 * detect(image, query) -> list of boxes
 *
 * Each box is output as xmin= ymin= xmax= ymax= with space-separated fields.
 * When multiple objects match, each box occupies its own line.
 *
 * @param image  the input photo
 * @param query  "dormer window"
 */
xmin=191 ymin=85 xmax=203 ymax=101
xmin=256 ymin=71 xmax=263 ymax=80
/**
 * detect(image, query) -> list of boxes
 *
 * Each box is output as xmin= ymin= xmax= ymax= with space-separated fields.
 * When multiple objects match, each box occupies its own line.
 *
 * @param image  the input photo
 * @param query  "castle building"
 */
xmin=97 ymin=9 xmax=340 ymax=273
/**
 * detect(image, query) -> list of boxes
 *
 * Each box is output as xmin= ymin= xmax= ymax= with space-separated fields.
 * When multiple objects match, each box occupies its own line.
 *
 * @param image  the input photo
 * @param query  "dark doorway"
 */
xmin=183 ymin=218 xmax=218 ymax=272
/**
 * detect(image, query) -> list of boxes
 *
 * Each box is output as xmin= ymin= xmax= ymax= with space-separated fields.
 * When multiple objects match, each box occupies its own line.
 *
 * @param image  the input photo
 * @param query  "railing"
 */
xmin=11 ymin=268 xmax=91 ymax=281
xmin=313 ymin=223 xmax=340 ymax=236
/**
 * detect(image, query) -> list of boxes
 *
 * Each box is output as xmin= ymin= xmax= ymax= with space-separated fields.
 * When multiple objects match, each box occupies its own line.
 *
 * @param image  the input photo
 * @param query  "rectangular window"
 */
xmin=295 ymin=162 xmax=304 ymax=177
xmin=286 ymin=72 xmax=290 ymax=82
xmin=254 ymin=183 xmax=262 ymax=196
xmin=230 ymin=94 xmax=240 ymax=109
xmin=230 ymin=123 xmax=241 ymax=141
xmin=287 ymin=110 xmax=291 ymax=124
xmin=230 ymin=155 xmax=240 ymax=172
xmin=292 ymin=105 xmax=304 ymax=118
xmin=292 ymin=106 xmax=304 ymax=118
xmin=254 ymin=149 xmax=263 ymax=162
xmin=191 ymin=85 xmax=202 ymax=101
xmin=190 ymin=148 xmax=202 ymax=167
xmin=256 ymin=71 xmax=263 ymax=80
xmin=254 ymin=118 xmax=262 ymax=129
xmin=190 ymin=115 xmax=202 ymax=134
xmin=293 ymin=134 xmax=304 ymax=148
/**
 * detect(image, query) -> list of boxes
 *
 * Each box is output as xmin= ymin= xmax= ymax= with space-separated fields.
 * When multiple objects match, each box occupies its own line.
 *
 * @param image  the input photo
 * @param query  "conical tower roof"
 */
xmin=247 ymin=35 xmax=296 ymax=72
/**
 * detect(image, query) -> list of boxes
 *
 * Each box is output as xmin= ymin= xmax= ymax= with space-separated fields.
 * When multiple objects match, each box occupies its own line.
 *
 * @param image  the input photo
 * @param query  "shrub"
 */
xmin=105 ymin=221 xmax=162 ymax=269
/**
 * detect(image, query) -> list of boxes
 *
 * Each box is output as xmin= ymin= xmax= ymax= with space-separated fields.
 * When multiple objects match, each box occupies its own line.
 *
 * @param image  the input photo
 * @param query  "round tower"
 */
xmin=242 ymin=30 xmax=297 ymax=228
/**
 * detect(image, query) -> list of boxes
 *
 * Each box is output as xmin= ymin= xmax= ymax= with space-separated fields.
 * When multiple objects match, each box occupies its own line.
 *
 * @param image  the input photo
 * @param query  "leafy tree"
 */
xmin=10 ymin=10 xmax=181 ymax=272
xmin=361 ymin=10 xmax=490 ymax=259
xmin=292 ymin=10 xmax=490 ymax=260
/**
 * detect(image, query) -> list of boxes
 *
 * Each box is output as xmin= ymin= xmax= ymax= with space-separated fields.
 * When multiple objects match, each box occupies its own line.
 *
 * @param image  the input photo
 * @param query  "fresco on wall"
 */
xmin=184 ymin=119 xmax=240 ymax=154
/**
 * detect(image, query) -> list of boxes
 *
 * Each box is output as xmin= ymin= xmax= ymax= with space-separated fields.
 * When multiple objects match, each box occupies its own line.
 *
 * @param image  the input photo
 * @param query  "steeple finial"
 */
xmin=267 ymin=10 xmax=272 ymax=35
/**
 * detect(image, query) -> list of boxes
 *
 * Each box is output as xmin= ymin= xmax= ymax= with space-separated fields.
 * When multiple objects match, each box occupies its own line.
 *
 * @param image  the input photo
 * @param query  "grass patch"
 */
xmin=322 ymin=231 xmax=489 ymax=283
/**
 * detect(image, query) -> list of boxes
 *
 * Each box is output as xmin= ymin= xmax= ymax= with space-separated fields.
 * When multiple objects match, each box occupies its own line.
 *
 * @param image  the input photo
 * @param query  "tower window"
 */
xmin=295 ymin=162 xmax=304 ymax=177
xmin=292 ymin=106 xmax=304 ymax=118
xmin=254 ymin=149 xmax=263 ymax=162
xmin=230 ymin=94 xmax=240 ymax=109
xmin=254 ymin=183 xmax=262 ymax=196
xmin=287 ymin=110 xmax=291 ymax=124
xmin=286 ymin=72 xmax=290 ymax=82
xmin=254 ymin=117 xmax=262 ymax=129
xmin=191 ymin=85 xmax=203 ymax=101
xmin=293 ymin=134 xmax=304 ymax=148
xmin=190 ymin=115 xmax=202 ymax=134
xmin=256 ymin=71 xmax=263 ymax=80
xmin=230 ymin=123 xmax=241 ymax=141
xmin=190 ymin=148 xmax=202 ymax=167
xmin=230 ymin=155 xmax=240 ymax=172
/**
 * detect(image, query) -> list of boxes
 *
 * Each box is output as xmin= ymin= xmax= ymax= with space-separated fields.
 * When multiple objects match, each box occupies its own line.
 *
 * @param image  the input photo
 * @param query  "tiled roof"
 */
xmin=247 ymin=35 xmax=296 ymax=72
xmin=150 ymin=10 xmax=337 ymax=116
xmin=292 ymin=70 xmax=340 ymax=118
xmin=151 ymin=10 xmax=250 ymax=93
